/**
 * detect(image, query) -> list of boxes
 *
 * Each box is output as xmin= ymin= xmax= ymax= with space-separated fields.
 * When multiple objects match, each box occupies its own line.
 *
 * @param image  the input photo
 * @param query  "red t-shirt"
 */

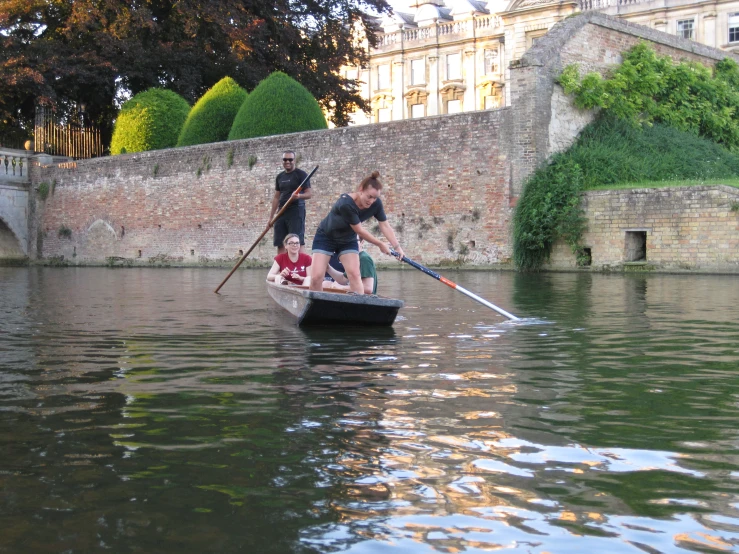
xmin=275 ymin=253 xmax=312 ymax=284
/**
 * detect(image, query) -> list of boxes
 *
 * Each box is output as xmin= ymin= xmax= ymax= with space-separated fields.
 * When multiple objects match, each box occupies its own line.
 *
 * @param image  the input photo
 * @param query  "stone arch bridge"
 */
xmin=0 ymin=148 xmax=31 ymax=261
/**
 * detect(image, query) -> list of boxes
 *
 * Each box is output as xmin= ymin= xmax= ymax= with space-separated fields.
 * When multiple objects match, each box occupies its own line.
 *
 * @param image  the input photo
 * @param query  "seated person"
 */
xmin=323 ymin=252 xmax=345 ymax=283
xmin=267 ymin=233 xmax=312 ymax=286
xmin=325 ymin=236 xmax=377 ymax=295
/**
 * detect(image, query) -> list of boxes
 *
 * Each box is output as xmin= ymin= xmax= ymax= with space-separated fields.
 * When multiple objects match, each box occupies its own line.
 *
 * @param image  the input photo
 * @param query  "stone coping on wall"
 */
xmin=516 ymin=11 xmax=739 ymax=69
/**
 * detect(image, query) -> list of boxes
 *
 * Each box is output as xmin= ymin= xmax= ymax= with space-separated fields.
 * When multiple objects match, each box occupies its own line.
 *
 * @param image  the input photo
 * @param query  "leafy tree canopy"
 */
xmin=110 ymin=88 xmax=190 ymax=154
xmin=229 ymin=72 xmax=327 ymax=140
xmin=177 ymin=77 xmax=247 ymax=147
xmin=0 ymin=0 xmax=390 ymax=148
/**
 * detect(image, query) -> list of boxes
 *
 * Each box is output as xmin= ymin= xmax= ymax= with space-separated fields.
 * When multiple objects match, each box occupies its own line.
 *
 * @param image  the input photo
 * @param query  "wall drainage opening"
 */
xmin=580 ymin=247 xmax=592 ymax=267
xmin=625 ymin=231 xmax=647 ymax=262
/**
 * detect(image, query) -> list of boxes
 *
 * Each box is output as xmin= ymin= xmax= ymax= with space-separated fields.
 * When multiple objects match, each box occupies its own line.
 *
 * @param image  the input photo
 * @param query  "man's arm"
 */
xmin=326 ymin=264 xmax=348 ymax=285
xmin=361 ymin=277 xmax=375 ymax=295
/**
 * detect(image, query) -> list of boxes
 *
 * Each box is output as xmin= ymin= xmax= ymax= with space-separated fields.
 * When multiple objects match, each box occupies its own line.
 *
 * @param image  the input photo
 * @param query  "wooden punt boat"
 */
xmin=266 ymin=280 xmax=404 ymax=326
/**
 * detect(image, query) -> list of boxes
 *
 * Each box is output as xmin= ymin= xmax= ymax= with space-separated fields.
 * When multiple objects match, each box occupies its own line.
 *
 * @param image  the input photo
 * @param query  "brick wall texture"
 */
xmin=549 ymin=186 xmax=739 ymax=272
xmin=23 ymin=13 xmax=739 ymax=270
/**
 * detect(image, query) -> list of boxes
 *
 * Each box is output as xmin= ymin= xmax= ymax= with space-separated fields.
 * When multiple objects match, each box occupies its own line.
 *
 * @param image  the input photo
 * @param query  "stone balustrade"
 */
xmin=0 ymin=148 xmax=31 ymax=186
xmin=378 ymin=14 xmax=503 ymax=48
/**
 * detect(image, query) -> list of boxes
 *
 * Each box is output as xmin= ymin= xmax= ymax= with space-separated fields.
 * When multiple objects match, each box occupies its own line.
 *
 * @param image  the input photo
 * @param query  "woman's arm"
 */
xmin=351 ymin=223 xmax=392 ymax=255
xmin=378 ymin=220 xmax=404 ymax=259
xmin=267 ymin=260 xmax=282 ymax=282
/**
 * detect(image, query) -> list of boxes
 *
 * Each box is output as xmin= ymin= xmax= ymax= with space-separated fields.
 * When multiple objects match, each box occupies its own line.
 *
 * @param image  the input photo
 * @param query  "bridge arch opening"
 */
xmin=0 ymin=217 xmax=26 ymax=262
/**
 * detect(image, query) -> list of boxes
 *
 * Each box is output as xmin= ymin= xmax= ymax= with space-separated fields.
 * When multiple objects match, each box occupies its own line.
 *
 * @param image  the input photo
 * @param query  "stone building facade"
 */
xmin=346 ymin=0 xmax=739 ymax=125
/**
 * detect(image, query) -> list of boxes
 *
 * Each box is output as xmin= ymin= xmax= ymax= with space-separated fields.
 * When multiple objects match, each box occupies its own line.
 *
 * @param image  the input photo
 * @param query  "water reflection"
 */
xmin=1 ymin=268 xmax=738 ymax=553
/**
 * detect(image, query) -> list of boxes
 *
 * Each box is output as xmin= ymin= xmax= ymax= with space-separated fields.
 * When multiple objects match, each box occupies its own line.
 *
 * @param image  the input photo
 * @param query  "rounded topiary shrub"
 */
xmin=110 ymin=88 xmax=190 ymax=155
xmin=228 ymin=72 xmax=327 ymax=140
xmin=177 ymin=77 xmax=248 ymax=147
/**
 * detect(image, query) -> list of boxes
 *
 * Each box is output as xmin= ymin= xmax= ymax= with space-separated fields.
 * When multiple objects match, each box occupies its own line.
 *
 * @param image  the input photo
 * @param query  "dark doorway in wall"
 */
xmin=625 ymin=231 xmax=647 ymax=262
xmin=580 ymin=247 xmax=592 ymax=267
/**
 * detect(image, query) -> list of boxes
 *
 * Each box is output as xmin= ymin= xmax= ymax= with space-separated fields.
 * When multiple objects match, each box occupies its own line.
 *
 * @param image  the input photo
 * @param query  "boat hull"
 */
xmin=266 ymin=281 xmax=403 ymax=326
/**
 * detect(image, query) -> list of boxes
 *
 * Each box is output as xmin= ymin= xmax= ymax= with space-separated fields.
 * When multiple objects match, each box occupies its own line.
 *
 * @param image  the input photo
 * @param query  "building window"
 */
xmin=377 ymin=108 xmax=391 ymax=122
xmin=377 ymin=64 xmax=390 ymax=90
xmin=447 ymin=53 xmax=461 ymax=80
xmin=411 ymin=59 xmax=425 ymax=85
xmin=526 ymin=30 xmax=547 ymax=49
xmin=484 ymin=49 xmax=498 ymax=75
xmin=484 ymin=95 xmax=500 ymax=110
xmin=447 ymin=99 xmax=461 ymax=114
xmin=730 ymin=13 xmax=739 ymax=42
xmin=677 ymin=19 xmax=694 ymax=40
xmin=411 ymin=104 xmax=425 ymax=118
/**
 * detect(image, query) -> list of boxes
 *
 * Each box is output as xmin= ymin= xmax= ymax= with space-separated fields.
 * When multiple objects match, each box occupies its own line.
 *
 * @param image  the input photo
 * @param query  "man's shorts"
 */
xmin=311 ymin=228 xmax=358 ymax=258
xmin=273 ymin=207 xmax=305 ymax=247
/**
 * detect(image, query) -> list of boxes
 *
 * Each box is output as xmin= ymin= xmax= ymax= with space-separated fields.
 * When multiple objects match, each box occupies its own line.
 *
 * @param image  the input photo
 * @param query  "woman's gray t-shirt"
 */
xmin=318 ymin=194 xmax=387 ymax=241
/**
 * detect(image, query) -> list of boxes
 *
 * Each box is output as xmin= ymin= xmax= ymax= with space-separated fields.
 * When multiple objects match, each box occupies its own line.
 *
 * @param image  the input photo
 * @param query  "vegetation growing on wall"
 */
xmin=177 ymin=78 xmax=248 ymax=147
xmin=557 ymin=43 xmax=739 ymax=150
xmin=228 ymin=72 xmax=327 ymax=141
xmin=110 ymin=89 xmax=190 ymax=155
xmin=514 ymin=44 xmax=739 ymax=271
xmin=514 ymin=116 xmax=739 ymax=271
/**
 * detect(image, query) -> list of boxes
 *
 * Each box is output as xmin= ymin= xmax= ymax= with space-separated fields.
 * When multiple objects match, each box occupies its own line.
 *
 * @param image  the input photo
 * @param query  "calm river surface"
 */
xmin=1 ymin=267 xmax=738 ymax=553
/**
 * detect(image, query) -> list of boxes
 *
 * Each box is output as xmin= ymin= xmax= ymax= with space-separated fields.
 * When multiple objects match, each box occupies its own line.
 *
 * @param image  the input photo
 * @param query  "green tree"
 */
xmin=110 ymin=88 xmax=190 ymax=155
xmin=0 ymin=0 xmax=390 ymax=147
xmin=228 ymin=72 xmax=327 ymax=140
xmin=177 ymin=77 xmax=247 ymax=147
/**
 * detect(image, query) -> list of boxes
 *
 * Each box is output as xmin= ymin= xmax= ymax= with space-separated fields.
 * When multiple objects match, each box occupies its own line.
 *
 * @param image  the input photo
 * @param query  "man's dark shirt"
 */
xmin=275 ymin=168 xmax=310 ymax=215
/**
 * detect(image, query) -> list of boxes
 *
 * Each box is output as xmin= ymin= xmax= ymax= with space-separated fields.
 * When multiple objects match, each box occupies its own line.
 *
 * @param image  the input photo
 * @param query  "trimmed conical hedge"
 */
xmin=228 ymin=72 xmax=327 ymax=140
xmin=177 ymin=77 xmax=248 ymax=147
xmin=110 ymin=88 xmax=190 ymax=155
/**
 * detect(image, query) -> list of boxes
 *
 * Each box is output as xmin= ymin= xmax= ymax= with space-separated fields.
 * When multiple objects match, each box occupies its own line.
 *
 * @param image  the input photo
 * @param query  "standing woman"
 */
xmin=309 ymin=171 xmax=404 ymax=294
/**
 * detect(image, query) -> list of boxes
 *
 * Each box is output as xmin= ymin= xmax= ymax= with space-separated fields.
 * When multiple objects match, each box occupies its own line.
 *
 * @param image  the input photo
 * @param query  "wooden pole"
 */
xmin=214 ymin=166 xmax=318 ymax=294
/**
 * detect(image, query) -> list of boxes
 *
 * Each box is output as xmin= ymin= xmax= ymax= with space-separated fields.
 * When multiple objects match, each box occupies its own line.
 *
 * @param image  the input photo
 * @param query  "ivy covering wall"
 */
xmin=513 ymin=44 xmax=739 ymax=271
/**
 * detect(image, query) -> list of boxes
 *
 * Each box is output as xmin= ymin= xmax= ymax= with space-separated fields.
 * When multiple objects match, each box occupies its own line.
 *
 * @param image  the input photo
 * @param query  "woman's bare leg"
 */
xmin=339 ymin=252 xmax=363 ymax=294
xmin=309 ymin=253 xmax=331 ymax=291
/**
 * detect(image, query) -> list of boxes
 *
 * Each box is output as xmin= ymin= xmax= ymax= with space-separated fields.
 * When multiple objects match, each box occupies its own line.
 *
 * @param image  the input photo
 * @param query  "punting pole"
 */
xmin=391 ymin=250 xmax=520 ymax=321
xmin=214 ymin=166 xmax=318 ymax=294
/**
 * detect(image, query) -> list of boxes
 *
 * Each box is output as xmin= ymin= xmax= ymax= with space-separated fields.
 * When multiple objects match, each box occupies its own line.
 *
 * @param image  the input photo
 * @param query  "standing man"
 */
xmin=268 ymin=150 xmax=312 ymax=254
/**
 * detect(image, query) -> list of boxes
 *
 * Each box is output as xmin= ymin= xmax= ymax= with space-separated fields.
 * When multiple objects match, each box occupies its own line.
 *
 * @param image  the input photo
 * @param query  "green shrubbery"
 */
xmin=513 ymin=44 xmax=739 ymax=271
xmin=514 ymin=116 xmax=739 ymax=271
xmin=228 ymin=72 xmax=327 ymax=140
xmin=558 ymin=43 xmax=739 ymax=150
xmin=177 ymin=77 xmax=248 ymax=147
xmin=110 ymin=89 xmax=190 ymax=155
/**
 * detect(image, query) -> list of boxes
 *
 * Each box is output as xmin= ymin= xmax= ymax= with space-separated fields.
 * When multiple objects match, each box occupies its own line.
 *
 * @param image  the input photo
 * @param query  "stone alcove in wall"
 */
xmin=81 ymin=219 xmax=119 ymax=260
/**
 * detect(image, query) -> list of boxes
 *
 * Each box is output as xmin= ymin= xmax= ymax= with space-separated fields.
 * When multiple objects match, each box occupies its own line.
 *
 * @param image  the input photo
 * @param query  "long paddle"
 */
xmin=214 ymin=166 xmax=318 ymax=294
xmin=390 ymin=250 xmax=520 ymax=321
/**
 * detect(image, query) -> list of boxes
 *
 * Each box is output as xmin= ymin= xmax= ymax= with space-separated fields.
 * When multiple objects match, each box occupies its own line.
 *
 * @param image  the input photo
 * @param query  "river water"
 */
xmin=1 ymin=267 xmax=738 ymax=553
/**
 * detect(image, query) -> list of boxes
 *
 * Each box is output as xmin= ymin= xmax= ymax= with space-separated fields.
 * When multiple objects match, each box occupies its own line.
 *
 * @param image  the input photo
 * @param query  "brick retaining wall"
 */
xmin=548 ymin=186 xmax=739 ymax=272
xmin=31 ymin=110 xmax=513 ymax=267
